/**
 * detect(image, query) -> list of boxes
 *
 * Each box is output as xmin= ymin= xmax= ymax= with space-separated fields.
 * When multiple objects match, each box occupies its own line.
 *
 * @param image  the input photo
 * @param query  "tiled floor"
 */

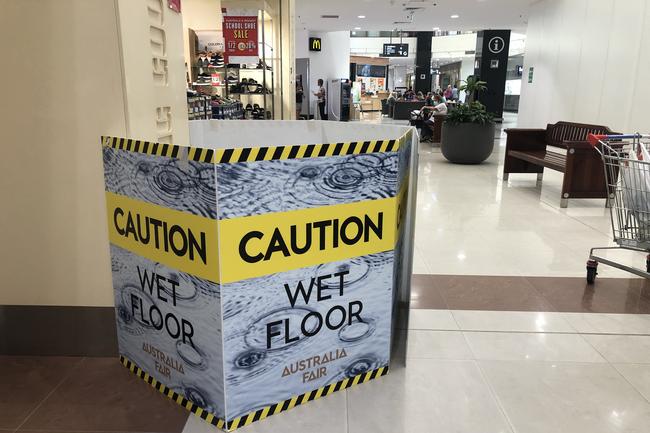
xmin=4 ymin=113 xmax=650 ymax=433
xmin=0 ymin=356 xmax=188 ymax=433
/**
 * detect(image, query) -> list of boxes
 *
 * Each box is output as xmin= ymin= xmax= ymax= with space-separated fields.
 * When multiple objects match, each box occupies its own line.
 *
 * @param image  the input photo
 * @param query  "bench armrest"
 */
xmin=505 ymin=128 xmax=547 ymax=152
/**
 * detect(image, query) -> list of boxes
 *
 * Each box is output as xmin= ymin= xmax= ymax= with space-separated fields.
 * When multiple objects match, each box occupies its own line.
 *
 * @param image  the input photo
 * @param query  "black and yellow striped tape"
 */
xmin=187 ymin=139 xmax=399 ymax=164
xmin=102 ymin=136 xmax=183 ymax=159
xmin=120 ymin=356 xmax=227 ymax=429
xmin=102 ymin=134 xmax=407 ymax=164
xmin=227 ymin=365 xmax=388 ymax=430
xmin=120 ymin=355 xmax=388 ymax=431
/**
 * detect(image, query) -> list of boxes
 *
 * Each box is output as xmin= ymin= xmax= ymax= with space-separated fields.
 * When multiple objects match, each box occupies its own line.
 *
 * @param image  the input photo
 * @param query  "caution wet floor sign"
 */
xmin=101 ymin=124 xmax=415 ymax=431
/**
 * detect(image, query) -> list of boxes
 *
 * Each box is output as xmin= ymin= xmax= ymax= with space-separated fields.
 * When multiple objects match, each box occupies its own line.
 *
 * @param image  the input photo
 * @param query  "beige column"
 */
xmin=115 ymin=0 xmax=189 ymax=144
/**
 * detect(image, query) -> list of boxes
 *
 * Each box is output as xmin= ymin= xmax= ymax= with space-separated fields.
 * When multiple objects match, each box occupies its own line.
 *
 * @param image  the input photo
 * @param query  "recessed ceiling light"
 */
xmin=451 ymin=14 xmax=459 ymax=19
xmin=358 ymin=15 xmax=366 ymax=18
xmin=354 ymin=26 xmax=361 ymax=30
xmin=433 ymin=27 xmax=440 ymax=30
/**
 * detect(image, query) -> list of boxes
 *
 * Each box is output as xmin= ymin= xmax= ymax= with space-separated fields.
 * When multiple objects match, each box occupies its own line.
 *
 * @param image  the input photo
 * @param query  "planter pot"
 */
xmin=441 ymin=122 xmax=495 ymax=164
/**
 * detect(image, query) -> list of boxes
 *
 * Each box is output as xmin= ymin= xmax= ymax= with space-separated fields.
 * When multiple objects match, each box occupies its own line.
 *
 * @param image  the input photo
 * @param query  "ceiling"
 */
xmin=296 ymin=0 xmax=534 ymax=33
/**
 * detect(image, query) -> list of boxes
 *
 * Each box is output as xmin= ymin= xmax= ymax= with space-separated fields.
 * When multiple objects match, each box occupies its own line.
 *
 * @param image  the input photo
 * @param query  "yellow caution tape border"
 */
xmin=102 ymin=134 xmax=409 ymax=164
xmin=102 ymin=136 xmax=184 ymax=158
xmin=120 ymin=355 xmax=388 ymax=431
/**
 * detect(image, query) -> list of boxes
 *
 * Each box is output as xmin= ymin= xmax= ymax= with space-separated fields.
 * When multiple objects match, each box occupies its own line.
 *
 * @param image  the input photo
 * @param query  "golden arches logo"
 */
xmin=309 ymin=38 xmax=321 ymax=51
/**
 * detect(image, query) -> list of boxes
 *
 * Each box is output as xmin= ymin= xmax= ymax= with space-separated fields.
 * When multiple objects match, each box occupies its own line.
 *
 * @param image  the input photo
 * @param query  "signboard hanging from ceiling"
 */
xmin=309 ymin=37 xmax=322 ymax=51
xmin=381 ymin=43 xmax=409 ymax=57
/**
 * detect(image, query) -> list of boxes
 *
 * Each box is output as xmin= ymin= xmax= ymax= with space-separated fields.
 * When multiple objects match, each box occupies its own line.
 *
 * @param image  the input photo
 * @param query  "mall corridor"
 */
xmin=3 ymin=1 xmax=650 ymax=433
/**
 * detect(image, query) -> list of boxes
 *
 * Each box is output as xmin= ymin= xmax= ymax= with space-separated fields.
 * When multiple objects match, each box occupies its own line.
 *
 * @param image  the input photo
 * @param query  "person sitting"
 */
xmin=425 ymin=92 xmax=434 ymax=106
xmin=386 ymin=91 xmax=397 ymax=116
xmin=416 ymin=91 xmax=425 ymax=101
xmin=421 ymin=95 xmax=448 ymax=141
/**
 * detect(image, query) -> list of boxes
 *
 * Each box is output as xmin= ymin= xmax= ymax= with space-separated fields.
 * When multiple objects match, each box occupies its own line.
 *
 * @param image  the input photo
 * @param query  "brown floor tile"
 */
xmin=432 ymin=275 xmax=555 ymax=311
xmin=0 ymin=356 xmax=82 ymax=430
xmin=20 ymin=357 xmax=188 ymax=433
xmin=409 ymin=274 xmax=448 ymax=309
xmin=0 ymin=306 xmax=117 ymax=356
xmin=527 ymin=276 xmax=650 ymax=313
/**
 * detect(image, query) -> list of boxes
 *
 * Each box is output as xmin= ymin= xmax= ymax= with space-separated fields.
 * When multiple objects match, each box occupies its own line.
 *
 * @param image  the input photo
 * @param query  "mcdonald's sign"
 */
xmin=309 ymin=37 xmax=322 ymax=51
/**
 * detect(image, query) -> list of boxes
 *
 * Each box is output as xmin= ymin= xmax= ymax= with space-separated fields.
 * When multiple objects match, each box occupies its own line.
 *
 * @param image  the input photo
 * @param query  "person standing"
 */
xmin=451 ymin=84 xmax=459 ymax=101
xmin=444 ymin=84 xmax=453 ymax=100
xmin=313 ymin=79 xmax=327 ymax=120
xmin=295 ymin=81 xmax=304 ymax=119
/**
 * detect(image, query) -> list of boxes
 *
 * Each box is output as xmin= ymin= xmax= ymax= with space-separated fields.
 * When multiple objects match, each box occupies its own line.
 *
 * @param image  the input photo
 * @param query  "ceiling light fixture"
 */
xmin=358 ymin=15 xmax=366 ymax=18
xmin=451 ymin=14 xmax=459 ymax=19
xmin=433 ymin=27 xmax=440 ymax=30
xmin=354 ymin=26 xmax=361 ymax=30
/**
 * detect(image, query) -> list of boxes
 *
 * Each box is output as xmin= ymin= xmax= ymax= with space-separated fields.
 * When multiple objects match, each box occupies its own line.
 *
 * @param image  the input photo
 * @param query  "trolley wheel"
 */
xmin=587 ymin=267 xmax=597 ymax=284
xmin=586 ymin=259 xmax=598 ymax=284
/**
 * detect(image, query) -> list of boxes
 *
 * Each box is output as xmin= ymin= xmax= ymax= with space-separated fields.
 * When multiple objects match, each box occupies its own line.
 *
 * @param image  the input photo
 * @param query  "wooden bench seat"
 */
xmin=504 ymin=121 xmax=615 ymax=208
xmin=507 ymin=150 xmax=566 ymax=172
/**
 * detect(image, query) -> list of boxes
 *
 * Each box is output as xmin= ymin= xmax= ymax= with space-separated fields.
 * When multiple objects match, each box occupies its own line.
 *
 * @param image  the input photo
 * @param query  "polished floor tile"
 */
xmin=480 ymin=360 xmax=650 ymax=433
xmin=0 ymin=356 xmax=83 ymax=430
xmin=406 ymin=330 xmax=472 ymax=360
xmin=409 ymin=274 xmax=447 ymax=309
xmin=527 ymin=276 xmax=650 ymax=314
xmin=411 ymin=274 xmax=650 ymax=314
xmin=563 ymin=312 xmax=650 ymax=334
xmin=434 ymin=275 xmax=555 ymax=312
xmin=347 ymin=360 xmax=513 ymax=433
xmin=464 ymin=332 xmax=606 ymax=362
xmin=452 ymin=310 xmax=574 ymax=333
xmin=584 ymin=335 xmax=650 ymax=364
xmin=21 ymin=357 xmax=189 ymax=432
xmin=182 ymin=390 xmax=347 ymax=433
xmin=613 ymin=363 xmax=650 ymax=402
xmin=407 ymin=309 xmax=458 ymax=330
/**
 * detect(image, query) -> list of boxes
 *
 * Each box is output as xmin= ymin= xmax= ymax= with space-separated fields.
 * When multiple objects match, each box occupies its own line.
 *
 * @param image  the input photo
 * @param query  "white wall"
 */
xmin=349 ymin=34 xmax=476 ymax=61
xmin=519 ymin=0 xmax=649 ymax=132
xmin=296 ymin=27 xmax=309 ymax=58
xmin=307 ymin=31 xmax=351 ymax=116
xmin=181 ymin=0 xmax=223 ymax=73
xmin=0 ymin=0 xmax=126 ymax=306
xmin=431 ymin=33 xmax=476 ymax=58
xmin=0 ymin=0 xmax=189 ymax=306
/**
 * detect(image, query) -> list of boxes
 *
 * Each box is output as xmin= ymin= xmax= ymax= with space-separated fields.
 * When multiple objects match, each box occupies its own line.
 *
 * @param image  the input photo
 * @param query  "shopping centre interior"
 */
xmin=3 ymin=0 xmax=650 ymax=432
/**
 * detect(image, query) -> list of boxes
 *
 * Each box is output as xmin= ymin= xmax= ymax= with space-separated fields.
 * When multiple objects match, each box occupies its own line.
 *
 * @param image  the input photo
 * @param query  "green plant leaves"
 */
xmin=444 ymin=101 xmax=495 ymax=125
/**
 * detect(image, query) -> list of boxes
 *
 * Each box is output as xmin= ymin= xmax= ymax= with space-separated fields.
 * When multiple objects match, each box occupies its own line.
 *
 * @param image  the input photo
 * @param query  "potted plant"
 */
xmin=441 ymin=77 xmax=495 ymax=164
xmin=459 ymin=75 xmax=487 ymax=103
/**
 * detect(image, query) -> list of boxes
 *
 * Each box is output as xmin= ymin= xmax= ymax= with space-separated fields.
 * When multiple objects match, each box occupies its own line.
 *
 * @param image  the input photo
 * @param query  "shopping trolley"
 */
xmin=585 ymin=133 xmax=650 ymax=283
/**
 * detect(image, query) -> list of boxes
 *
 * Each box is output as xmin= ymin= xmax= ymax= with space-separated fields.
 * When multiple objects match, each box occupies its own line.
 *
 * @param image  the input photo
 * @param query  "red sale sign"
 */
xmin=222 ymin=14 xmax=258 ymax=63
xmin=168 ymin=0 xmax=181 ymax=13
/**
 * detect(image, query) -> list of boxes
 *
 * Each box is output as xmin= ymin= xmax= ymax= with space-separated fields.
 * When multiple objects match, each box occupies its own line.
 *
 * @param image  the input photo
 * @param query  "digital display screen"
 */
xmin=356 ymin=64 xmax=387 ymax=78
xmin=382 ymin=43 xmax=409 ymax=57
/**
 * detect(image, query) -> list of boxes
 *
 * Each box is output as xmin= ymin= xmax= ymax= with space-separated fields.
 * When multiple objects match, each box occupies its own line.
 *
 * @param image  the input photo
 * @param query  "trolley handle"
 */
xmin=588 ymin=133 xmax=649 ymax=146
